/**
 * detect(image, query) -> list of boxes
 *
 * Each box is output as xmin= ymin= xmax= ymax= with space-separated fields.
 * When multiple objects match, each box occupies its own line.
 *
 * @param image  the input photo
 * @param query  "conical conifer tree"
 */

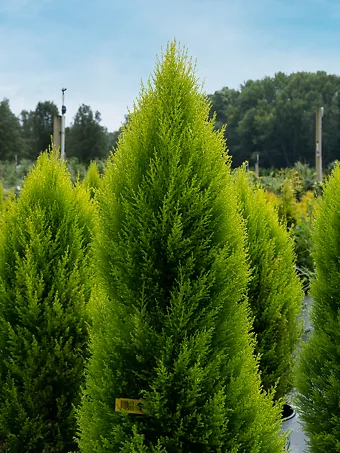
xmin=234 ymin=169 xmax=303 ymax=401
xmin=77 ymin=42 xmax=285 ymax=452
xmin=0 ymin=151 xmax=94 ymax=452
xmin=296 ymin=164 xmax=340 ymax=452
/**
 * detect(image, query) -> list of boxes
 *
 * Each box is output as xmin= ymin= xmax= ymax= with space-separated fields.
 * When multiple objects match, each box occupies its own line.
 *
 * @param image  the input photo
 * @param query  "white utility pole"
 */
xmin=61 ymin=88 xmax=67 ymax=160
xmin=315 ymin=107 xmax=323 ymax=183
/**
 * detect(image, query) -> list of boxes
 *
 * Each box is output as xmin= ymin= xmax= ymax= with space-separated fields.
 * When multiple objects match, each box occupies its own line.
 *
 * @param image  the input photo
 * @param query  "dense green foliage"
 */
xmin=0 ymin=99 xmax=24 ymax=161
xmin=66 ymin=104 xmax=111 ymax=163
xmin=296 ymin=164 xmax=340 ymax=452
xmin=0 ymin=151 xmax=94 ymax=452
xmin=235 ymin=169 xmax=303 ymax=400
xmin=77 ymin=42 xmax=284 ymax=453
xmin=209 ymin=71 xmax=340 ymax=168
xmin=20 ymin=101 xmax=59 ymax=160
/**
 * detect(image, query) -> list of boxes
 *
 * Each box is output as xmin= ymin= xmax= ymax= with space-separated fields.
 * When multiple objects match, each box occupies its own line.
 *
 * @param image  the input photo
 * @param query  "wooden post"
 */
xmin=316 ymin=107 xmax=323 ymax=183
xmin=53 ymin=115 xmax=61 ymax=150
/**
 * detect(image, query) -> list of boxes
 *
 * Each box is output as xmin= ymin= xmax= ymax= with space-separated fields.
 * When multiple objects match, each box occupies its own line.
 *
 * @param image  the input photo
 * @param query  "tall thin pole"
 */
xmin=316 ymin=107 xmax=323 ymax=183
xmin=53 ymin=115 xmax=61 ymax=149
xmin=61 ymin=88 xmax=67 ymax=160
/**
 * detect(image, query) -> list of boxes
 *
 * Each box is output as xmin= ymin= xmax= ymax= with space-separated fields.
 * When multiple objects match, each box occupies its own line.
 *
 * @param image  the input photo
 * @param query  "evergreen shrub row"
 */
xmin=0 ymin=42 xmax=309 ymax=452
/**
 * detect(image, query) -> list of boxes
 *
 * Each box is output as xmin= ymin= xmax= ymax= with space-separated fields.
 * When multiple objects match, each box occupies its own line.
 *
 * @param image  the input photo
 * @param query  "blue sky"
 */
xmin=1 ymin=0 xmax=340 ymax=131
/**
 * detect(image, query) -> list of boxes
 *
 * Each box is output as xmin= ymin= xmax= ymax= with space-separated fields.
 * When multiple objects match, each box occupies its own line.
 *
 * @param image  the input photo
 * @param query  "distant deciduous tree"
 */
xmin=66 ymin=104 xmax=109 ymax=164
xmin=20 ymin=101 xmax=59 ymax=160
xmin=209 ymin=71 xmax=340 ymax=168
xmin=0 ymin=99 xmax=23 ymax=161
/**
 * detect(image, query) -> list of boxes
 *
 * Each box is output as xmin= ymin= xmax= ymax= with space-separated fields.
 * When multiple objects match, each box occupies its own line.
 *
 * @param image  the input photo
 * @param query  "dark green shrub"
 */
xmin=77 ymin=42 xmax=285 ymax=452
xmin=235 ymin=169 xmax=303 ymax=401
xmin=296 ymin=164 xmax=340 ymax=452
xmin=293 ymin=218 xmax=314 ymax=292
xmin=0 ymin=151 xmax=94 ymax=452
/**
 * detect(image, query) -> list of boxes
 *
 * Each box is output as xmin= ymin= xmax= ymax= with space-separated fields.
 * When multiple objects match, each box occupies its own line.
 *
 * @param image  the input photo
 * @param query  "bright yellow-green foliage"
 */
xmin=77 ymin=42 xmax=285 ymax=452
xmin=83 ymin=161 xmax=102 ymax=199
xmin=263 ymin=190 xmax=280 ymax=210
xmin=278 ymin=177 xmax=297 ymax=227
xmin=295 ymin=191 xmax=319 ymax=223
xmin=0 ymin=189 xmax=16 ymax=218
xmin=0 ymin=181 xmax=3 ymax=214
xmin=0 ymin=150 xmax=94 ymax=452
xmin=262 ymin=185 xmax=319 ymax=227
xmin=0 ymin=182 xmax=13 ymax=218
xmin=235 ymin=169 xmax=303 ymax=401
xmin=262 ymin=182 xmax=318 ymax=290
xmin=296 ymin=164 xmax=340 ymax=452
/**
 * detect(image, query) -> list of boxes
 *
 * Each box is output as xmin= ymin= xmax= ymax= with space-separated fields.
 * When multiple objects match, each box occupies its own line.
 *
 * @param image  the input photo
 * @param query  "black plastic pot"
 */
xmin=282 ymin=404 xmax=295 ymax=451
xmin=282 ymin=403 xmax=296 ymax=421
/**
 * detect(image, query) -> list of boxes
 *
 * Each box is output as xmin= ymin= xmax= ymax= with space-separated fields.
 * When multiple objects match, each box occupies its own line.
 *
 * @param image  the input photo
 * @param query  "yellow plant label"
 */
xmin=115 ymin=398 xmax=143 ymax=414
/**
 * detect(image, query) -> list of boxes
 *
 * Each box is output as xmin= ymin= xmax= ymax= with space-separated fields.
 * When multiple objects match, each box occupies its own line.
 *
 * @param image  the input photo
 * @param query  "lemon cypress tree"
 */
xmin=77 ymin=42 xmax=285 ymax=452
xmin=235 ymin=169 xmax=303 ymax=402
xmin=296 ymin=164 xmax=340 ymax=452
xmin=0 ymin=151 xmax=94 ymax=452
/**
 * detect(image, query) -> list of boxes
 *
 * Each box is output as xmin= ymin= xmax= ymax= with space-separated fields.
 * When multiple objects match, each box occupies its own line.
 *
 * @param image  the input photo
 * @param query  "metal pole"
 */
xmin=316 ymin=107 xmax=323 ymax=183
xmin=61 ymin=88 xmax=67 ymax=160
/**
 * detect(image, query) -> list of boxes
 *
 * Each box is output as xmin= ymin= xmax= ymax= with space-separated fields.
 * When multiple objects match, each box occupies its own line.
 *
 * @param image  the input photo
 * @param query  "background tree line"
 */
xmin=0 ymin=100 xmax=123 ymax=164
xmin=1 ymin=70 xmax=340 ymax=168
xmin=209 ymin=71 xmax=340 ymax=168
